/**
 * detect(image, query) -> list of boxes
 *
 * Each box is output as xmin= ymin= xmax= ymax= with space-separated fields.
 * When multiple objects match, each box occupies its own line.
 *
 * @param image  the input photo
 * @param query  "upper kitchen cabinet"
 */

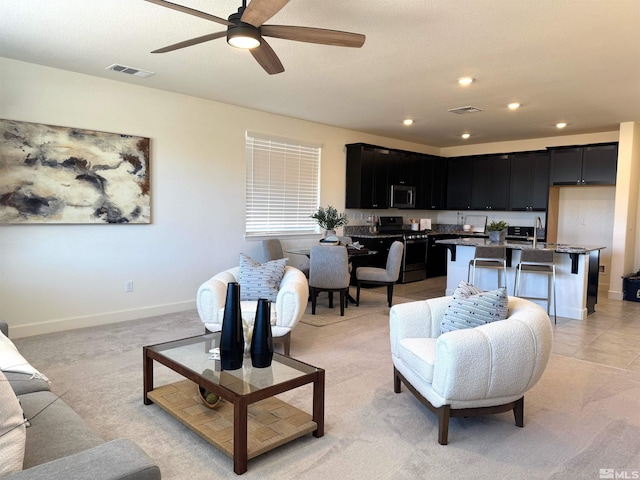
xmin=388 ymin=150 xmax=420 ymax=186
xmin=509 ymin=151 xmax=550 ymax=211
xmin=417 ymin=154 xmax=446 ymax=209
xmin=445 ymin=156 xmax=473 ymax=210
xmin=471 ymin=154 xmax=511 ymax=210
xmin=549 ymin=143 xmax=618 ymax=185
xmin=346 ymin=143 xmax=389 ymax=209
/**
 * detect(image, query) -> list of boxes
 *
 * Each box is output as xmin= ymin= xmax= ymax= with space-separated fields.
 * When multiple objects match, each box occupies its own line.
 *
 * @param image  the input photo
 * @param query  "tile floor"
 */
xmin=385 ymin=277 xmax=640 ymax=373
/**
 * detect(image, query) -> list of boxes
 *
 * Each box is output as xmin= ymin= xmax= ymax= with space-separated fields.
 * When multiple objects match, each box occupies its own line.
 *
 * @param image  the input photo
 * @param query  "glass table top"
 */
xmin=146 ymin=334 xmax=319 ymax=396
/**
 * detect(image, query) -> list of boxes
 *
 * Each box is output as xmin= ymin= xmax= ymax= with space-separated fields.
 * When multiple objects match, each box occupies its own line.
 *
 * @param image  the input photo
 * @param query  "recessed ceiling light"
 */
xmin=403 ymin=119 xmax=414 ymax=126
xmin=556 ymin=122 xmax=567 ymax=129
xmin=457 ymin=77 xmax=474 ymax=86
xmin=508 ymin=103 xmax=521 ymax=110
xmin=461 ymin=133 xmax=471 ymax=139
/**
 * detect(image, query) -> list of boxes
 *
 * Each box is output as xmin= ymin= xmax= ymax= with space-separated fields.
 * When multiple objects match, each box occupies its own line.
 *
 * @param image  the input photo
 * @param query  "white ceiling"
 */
xmin=1 ymin=0 xmax=639 ymax=147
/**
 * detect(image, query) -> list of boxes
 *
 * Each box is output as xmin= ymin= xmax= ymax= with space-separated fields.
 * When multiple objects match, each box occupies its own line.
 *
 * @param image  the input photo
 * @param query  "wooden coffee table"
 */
xmin=143 ymin=334 xmax=324 ymax=475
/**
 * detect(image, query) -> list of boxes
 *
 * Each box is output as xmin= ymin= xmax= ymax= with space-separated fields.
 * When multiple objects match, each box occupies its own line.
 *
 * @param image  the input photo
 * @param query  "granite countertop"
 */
xmin=348 ymin=231 xmax=532 ymax=240
xmin=349 ymin=232 xmax=405 ymax=239
xmin=435 ymin=237 xmax=606 ymax=254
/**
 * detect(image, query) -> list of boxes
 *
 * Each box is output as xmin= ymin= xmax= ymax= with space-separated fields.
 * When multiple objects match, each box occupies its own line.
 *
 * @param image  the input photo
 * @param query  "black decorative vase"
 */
xmin=220 ymin=282 xmax=244 ymax=370
xmin=250 ymin=299 xmax=274 ymax=368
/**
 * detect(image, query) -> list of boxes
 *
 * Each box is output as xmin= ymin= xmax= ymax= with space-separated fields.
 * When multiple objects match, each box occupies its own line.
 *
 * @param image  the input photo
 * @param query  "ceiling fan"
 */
xmin=146 ymin=0 xmax=366 ymax=74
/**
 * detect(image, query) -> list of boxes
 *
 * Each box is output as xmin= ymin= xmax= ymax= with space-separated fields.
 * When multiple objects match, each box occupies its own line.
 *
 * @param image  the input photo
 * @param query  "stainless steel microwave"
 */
xmin=390 ymin=184 xmax=416 ymax=208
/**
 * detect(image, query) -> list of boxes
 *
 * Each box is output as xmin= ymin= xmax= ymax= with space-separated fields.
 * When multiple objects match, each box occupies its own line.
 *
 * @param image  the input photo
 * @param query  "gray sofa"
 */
xmin=0 ymin=321 xmax=161 ymax=480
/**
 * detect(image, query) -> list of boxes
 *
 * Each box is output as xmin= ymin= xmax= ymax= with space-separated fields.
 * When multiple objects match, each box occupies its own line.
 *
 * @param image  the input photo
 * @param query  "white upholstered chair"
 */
xmin=196 ymin=266 xmax=308 ymax=356
xmin=390 ymin=296 xmax=553 ymax=444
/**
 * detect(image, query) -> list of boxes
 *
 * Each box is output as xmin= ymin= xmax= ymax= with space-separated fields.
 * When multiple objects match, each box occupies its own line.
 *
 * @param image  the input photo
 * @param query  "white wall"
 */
xmin=556 ymin=186 xmax=616 ymax=289
xmin=0 ymin=57 xmax=437 ymax=337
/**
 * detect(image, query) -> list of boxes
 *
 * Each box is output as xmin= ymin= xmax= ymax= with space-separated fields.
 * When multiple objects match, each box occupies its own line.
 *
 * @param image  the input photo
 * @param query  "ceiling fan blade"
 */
xmin=261 ymin=25 xmax=365 ymax=48
xmin=250 ymin=39 xmax=285 ymax=75
xmin=151 ymin=31 xmax=227 ymax=53
xmin=241 ymin=0 xmax=289 ymax=27
xmin=145 ymin=0 xmax=233 ymax=26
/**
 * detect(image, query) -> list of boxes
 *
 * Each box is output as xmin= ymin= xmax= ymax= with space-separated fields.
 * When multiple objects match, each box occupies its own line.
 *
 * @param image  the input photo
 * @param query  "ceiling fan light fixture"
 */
xmin=227 ymin=25 xmax=261 ymax=49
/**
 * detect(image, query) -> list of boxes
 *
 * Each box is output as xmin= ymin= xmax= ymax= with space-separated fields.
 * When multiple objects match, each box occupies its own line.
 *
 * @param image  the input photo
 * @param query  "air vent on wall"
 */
xmin=106 ymin=64 xmax=155 ymax=78
xmin=448 ymin=106 xmax=483 ymax=114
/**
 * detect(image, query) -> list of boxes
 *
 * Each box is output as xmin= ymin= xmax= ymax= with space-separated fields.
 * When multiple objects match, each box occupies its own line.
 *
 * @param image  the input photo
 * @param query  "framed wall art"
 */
xmin=0 ymin=119 xmax=150 ymax=224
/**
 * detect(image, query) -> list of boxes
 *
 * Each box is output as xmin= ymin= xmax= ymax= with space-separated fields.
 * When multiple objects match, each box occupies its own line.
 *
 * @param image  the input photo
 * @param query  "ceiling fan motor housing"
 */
xmin=227 ymin=9 xmax=261 ymax=48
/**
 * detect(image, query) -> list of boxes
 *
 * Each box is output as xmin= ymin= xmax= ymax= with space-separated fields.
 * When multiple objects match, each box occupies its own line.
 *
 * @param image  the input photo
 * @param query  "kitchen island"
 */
xmin=435 ymin=238 xmax=606 ymax=320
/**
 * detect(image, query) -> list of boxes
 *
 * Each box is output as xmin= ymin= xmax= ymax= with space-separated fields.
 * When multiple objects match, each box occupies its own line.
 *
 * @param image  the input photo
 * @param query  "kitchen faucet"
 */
xmin=532 ymin=216 xmax=543 ymax=248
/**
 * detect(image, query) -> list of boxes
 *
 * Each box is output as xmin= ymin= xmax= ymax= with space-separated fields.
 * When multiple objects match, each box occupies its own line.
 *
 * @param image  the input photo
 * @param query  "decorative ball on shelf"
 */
xmin=198 ymin=386 xmax=222 ymax=409
xmin=198 ymin=368 xmax=222 ymax=409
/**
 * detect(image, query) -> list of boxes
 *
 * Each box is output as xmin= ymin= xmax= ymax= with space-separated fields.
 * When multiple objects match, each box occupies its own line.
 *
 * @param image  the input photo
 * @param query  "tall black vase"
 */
xmin=250 ymin=299 xmax=274 ymax=368
xmin=220 ymin=282 xmax=244 ymax=370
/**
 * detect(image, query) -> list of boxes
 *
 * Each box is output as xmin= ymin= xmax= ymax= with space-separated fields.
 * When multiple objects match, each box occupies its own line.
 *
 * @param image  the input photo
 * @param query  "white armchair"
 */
xmin=196 ymin=266 xmax=308 ymax=355
xmin=390 ymin=296 xmax=553 ymax=445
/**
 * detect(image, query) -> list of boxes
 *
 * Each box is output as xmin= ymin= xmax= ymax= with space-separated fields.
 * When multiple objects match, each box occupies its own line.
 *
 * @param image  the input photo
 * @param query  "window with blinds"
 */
xmin=245 ymin=132 xmax=321 ymax=236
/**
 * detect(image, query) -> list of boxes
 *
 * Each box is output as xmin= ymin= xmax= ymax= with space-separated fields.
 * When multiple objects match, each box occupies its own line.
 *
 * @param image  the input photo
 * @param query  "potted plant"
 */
xmin=486 ymin=220 xmax=508 ymax=243
xmin=310 ymin=205 xmax=349 ymax=237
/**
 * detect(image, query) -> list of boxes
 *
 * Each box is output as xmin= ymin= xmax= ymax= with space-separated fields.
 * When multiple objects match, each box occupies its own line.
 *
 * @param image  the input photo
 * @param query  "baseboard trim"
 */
xmin=10 ymin=300 xmax=195 ymax=338
xmin=607 ymin=289 xmax=623 ymax=301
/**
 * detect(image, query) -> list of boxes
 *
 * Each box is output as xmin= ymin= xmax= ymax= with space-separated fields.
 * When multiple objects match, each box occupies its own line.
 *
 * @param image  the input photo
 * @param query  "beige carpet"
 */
xmin=12 ymin=292 xmax=640 ymax=480
xmin=301 ymin=288 xmax=414 ymax=327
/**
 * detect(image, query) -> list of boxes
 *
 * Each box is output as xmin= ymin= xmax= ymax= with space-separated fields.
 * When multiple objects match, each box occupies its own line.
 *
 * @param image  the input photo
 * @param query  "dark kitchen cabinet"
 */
xmin=549 ymin=143 xmax=618 ymax=185
xmin=346 ymin=144 xmax=389 ymax=209
xmin=417 ymin=154 xmax=446 ymax=209
xmin=388 ymin=151 xmax=419 ymax=186
xmin=426 ymin=234 xmax=455 ymax=278
xmin=445 ymin=156 xmax=473 ymax=210
xmin=509 ymin=151 xmax=550 ymax=211
xmin=471 ymin=154 xmax=511 ymax=210
xmin=583 ymin=144 xmax=618 ymax=184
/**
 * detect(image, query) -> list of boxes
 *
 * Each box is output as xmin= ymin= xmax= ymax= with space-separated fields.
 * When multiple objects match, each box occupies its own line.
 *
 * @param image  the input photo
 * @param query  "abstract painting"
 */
xmin=0 ymin=119 xmax=150 ymax=224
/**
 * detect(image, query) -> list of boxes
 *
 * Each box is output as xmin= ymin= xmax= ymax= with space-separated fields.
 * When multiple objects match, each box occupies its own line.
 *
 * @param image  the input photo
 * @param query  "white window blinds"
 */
xmin=245 ymin=132 xmax=321 ymax=236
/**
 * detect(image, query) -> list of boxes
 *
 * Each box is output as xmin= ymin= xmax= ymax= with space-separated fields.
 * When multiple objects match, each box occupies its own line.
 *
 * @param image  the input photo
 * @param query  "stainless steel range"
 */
xmin=378 ymin=216 xmax=429 ymax=283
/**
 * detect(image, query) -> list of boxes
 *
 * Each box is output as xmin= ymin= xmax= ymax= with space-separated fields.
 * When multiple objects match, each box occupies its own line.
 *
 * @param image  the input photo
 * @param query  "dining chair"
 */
xmin=355 ymin=240 xmax=404 ymax=307
xmin=308 ymin=245 xmax=351 ymax=316
xmin=263 ymin=238 xmax=309 ymax=277
xmin=262 ymin=238 xmax=285 ymax=261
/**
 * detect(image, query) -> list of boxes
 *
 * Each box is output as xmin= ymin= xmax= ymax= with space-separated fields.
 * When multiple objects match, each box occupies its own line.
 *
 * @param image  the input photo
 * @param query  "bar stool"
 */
xmin=514 ymin=249 xmax=557 ymax=324
xmin=467 ymin=246 xmax=507 ymax=289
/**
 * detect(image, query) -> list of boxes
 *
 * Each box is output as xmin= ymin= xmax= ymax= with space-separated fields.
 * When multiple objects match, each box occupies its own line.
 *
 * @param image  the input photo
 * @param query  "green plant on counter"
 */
xmin=486 ymin=220 xmax=509 ymax=232
xmin=310 ymin=205 xmax=349 ymax=231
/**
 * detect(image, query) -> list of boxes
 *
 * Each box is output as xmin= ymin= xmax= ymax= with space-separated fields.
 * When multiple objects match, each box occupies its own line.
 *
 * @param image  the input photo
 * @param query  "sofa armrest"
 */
xmin=389 ymin=296 xmax=450 ymax=357
xmin=1 ymin=321 xmax=8 ymax=337
xmin=196 ymin=270 xmax=238 ymax=324
xmin=5 ymin=438 xmax=161 ymax=480
xmin=274 ymin=267 xmax=309 ymax=329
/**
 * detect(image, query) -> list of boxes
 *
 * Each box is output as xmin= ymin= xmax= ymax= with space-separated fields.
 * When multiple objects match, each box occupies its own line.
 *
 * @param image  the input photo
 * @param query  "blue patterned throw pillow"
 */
xmin=440 ymin=281 xmax=508 ymax=334
xmin=238 ymin=254 xmax=287 ymax=302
